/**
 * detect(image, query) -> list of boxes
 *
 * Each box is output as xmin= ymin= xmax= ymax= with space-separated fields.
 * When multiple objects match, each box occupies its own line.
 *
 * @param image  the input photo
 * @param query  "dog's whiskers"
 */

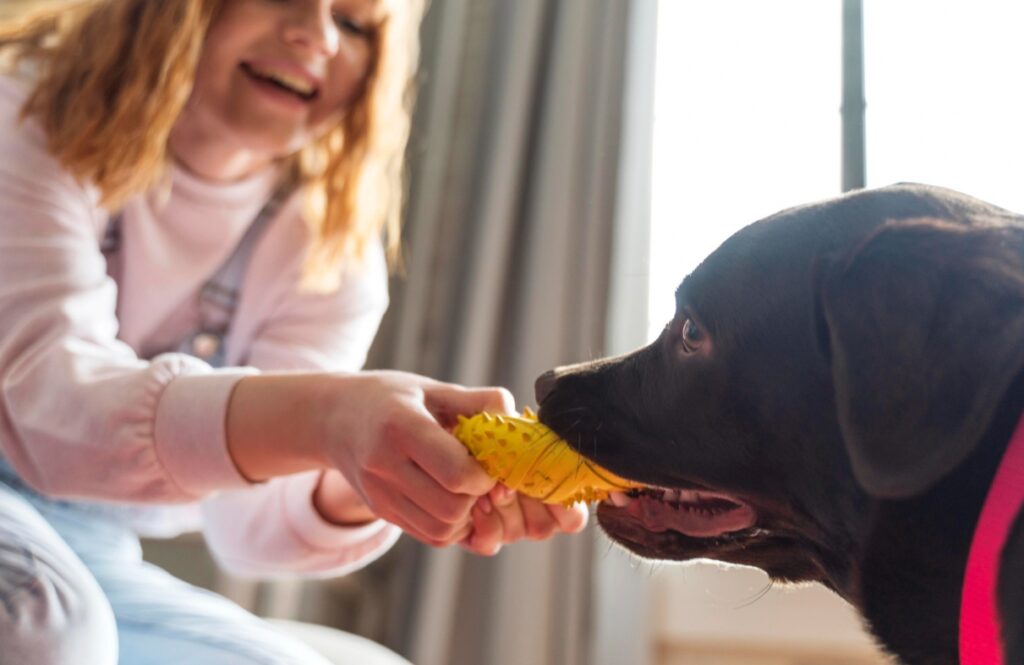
xmin=733 ymin=578 xmax=775 ymax=609
xmin=553 ymin=406 xmax=589 ymax=416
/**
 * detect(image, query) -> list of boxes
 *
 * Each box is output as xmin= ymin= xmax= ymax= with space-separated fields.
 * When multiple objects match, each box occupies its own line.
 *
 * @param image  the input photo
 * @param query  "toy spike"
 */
xmin=452 ymin=409 xmax=645 ymax=506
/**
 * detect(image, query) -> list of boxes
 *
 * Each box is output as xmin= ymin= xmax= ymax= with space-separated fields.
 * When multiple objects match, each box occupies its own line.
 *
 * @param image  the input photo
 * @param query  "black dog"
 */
xmin=536 ymin=183 xmax=1024 ymax=665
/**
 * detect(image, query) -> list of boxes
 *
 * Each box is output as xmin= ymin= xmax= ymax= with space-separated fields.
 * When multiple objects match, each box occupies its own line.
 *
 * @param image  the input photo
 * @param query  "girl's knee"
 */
xmin=0 ymin=545 xmax=118 ymax=665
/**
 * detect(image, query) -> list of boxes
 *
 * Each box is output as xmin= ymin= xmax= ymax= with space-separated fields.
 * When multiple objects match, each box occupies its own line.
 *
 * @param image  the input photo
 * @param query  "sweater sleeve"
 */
xmin=201 ymin=241 xmax=401 ymax=577
xmin=0 ymin=79 xmax=253 ymax=502
xmin=201 ymin=471 xmax=401 ymax=579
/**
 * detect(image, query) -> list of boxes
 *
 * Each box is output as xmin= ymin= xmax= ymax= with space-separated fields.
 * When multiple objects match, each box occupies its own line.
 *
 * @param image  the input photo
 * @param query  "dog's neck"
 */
xmin=959 ymin=410 xmax=1024 ymax=663
xmin=854 ymin=379 xmax=1024 ymax=664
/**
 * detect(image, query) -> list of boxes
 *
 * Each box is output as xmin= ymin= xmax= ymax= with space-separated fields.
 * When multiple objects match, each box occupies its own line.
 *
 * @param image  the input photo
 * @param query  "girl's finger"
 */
xmin=424 ymin=384 xmax=516 ymax=429
xmin=397 ymin=408 xmax=495 ymax=496
xmin=390 ymin=459 xmax=476 ymax=526
xmin=463 ymin=503 xmax=503 ymax=556
xmin=518 ymin=496 xmax=558 ymax=541
xmin=493 ymin=493 xmax=527 ymax=544
xmin=367 ymin=485 xmax=467 ymax=546
xmin=547 ymin=501 xmax=590 ymax=534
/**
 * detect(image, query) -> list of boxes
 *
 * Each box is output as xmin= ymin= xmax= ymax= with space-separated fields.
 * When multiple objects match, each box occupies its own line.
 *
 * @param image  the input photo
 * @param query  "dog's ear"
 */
xmin=820 ymin=217 xmax=1024 ymax=498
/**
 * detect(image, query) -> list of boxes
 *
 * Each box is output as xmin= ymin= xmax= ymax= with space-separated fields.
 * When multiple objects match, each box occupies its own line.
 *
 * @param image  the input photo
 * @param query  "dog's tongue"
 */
xmin=619 ymin=491 xmax=757 ymax=538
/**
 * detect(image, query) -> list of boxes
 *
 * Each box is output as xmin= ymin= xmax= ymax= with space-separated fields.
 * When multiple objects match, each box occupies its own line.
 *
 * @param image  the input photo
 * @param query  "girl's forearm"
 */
xmin=225 ymin=373 xmax=333 ymax=481
xmin=227 ymin=374 xmax=380 ymax=526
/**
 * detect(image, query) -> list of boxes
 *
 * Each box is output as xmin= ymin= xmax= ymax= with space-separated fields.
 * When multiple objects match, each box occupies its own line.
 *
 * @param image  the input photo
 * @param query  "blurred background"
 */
xmin=5 ymin=0 xmax=1024 ymax=663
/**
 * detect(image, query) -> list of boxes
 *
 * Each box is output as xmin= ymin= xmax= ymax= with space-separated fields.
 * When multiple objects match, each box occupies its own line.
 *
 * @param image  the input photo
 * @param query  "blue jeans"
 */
xmin=0 ymin=468 xmax=385 ymax=664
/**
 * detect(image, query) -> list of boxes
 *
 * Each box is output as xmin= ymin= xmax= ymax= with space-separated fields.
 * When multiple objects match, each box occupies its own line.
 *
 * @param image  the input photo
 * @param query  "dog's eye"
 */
xmin=681 ymin=318 xmax=704 ymax=352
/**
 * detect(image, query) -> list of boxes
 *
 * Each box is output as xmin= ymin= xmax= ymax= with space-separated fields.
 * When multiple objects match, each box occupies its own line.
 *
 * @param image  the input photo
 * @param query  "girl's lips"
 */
xmin=239 ymin=63 xmax=315 ymax=112
xmin=242 ymin=58 xmax=323 ymax=94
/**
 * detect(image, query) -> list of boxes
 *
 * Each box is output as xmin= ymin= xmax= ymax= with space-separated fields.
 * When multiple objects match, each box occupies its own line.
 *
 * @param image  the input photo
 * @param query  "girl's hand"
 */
xmin=317 ymin=370 xmax=515 ymax=548
xmin=228 ymin=370 xmax=515 ymax=548
xmin=460 ymin=485 xmax=590 ymax=556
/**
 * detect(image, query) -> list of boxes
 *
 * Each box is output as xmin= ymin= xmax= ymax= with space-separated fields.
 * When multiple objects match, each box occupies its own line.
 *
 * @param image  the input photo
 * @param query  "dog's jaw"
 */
xmin=593 ymin=500 xmax=845 ymax=585
xmin=607 ymin=488 xmax=757 ymax=538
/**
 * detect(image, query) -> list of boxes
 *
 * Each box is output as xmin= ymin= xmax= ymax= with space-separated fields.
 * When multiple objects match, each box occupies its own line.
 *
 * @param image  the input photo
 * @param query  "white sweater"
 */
xmin=0 ymin=73 xmax=400 ymax=577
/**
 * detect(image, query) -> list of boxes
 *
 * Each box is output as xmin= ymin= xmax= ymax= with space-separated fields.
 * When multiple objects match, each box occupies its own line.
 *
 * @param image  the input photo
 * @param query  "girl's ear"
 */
xmin=820 ymin=217 xmax=1024 ymax=498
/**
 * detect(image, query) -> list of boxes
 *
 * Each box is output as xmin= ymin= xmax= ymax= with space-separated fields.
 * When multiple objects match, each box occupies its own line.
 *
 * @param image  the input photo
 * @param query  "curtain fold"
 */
xmin=366 ymin=2 xmax=657 ymax=663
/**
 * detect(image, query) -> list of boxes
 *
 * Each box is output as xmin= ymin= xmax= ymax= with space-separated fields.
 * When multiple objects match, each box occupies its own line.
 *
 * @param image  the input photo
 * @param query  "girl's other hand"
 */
xmin=311 ymin=469 xmax=377 ymax=526
xmin=460 ymin=485 xmax=590 ymax=556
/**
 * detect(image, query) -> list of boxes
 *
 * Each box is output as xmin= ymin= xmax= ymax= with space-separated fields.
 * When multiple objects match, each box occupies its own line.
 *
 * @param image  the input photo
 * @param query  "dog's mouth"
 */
xmin=604 ymin=487 xmax=757 ymax=538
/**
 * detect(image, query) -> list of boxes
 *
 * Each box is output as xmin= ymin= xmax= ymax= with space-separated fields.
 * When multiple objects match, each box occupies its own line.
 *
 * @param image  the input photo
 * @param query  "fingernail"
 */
xmin=470 ymin=534 xmax=500 ymax=556
xmin=479 ymin=496 xmax=493 ymax=515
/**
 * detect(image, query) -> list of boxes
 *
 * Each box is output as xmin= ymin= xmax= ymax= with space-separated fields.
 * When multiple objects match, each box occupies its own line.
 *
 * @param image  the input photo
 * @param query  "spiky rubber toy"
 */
xmin=452 ymin=407 xmax=644 ymax=506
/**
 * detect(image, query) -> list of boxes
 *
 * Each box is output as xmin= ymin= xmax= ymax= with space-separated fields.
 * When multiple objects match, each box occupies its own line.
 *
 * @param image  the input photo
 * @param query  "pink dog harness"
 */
xmin=960 ymin=411 xmax=1024 ymax=664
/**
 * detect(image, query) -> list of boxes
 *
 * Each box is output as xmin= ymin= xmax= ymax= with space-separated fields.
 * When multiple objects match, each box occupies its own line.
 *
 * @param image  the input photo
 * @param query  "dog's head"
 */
xmin=536 ymin=183 xmax=1024 ymax=596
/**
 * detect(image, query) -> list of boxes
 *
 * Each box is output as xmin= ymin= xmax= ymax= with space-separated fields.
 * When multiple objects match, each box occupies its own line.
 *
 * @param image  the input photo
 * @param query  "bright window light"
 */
xmin=864 ymin=0 xmax=1024 ymax=212
xmin=648 ymin=0 xmax=842 ymax=341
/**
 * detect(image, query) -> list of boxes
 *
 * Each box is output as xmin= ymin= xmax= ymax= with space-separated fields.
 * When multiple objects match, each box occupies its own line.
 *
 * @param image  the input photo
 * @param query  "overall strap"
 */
xmin=100 ymin=214 xmax=122 ymax=256
xmin=178 ymin=185 xmax=292 ymax=367
xmin=101 ymin=184 xmax=292 ymax=368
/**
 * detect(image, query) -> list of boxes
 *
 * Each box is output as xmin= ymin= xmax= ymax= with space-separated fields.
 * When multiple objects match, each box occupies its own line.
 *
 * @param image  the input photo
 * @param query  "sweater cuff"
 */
xmin=153 ymin=368 xmax=259 ymax=496
xmin=282 ymin=471 xmax=399 ymax=551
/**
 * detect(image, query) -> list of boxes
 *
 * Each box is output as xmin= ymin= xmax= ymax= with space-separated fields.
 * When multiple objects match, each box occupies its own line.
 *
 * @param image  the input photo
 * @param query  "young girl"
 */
xmin=0 ymin=1 xmax=588 ymax=663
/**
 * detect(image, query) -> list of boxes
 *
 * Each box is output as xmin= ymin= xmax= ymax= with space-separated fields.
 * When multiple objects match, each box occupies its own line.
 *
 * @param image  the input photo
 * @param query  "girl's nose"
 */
xmin=281 ymin=5 xmax=340 ymax=58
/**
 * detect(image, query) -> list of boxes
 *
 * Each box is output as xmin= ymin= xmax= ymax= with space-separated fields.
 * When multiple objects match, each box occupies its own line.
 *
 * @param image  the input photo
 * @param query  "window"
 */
xmin=864 ymin=0 xmax=1024 ymax=211
xmin=649 ymin=0 xmax=1024 ymax=339
xmin=642 ymin=0 xmax=1024 ymax=660
xmin=648 ymin=0 xmax=841 ymax=340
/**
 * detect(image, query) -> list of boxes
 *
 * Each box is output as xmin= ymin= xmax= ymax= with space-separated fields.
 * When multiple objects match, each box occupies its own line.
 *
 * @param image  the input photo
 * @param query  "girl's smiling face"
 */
xmin=172 ymin=0 xmax=379 ymax=179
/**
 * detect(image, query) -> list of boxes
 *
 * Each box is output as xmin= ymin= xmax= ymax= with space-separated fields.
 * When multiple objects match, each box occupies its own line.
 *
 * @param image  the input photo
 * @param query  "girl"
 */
xmin=0 ymin=1 xmax=588 ymax=663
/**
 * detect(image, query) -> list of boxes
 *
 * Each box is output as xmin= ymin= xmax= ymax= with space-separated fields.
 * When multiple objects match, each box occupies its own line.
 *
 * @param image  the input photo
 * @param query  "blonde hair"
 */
xmin=0 ymin=0 xmax=424 ymax=290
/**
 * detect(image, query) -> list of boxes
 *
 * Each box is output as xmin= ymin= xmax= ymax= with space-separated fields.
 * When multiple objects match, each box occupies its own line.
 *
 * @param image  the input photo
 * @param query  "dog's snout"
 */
xmin=534 ymin=369 xmax=558 ymax=404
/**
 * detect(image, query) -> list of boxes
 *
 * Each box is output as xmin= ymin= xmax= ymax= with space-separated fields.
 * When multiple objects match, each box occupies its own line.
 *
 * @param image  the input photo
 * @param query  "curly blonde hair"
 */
xmin=0 ymin=0 xmax=424 ymax=290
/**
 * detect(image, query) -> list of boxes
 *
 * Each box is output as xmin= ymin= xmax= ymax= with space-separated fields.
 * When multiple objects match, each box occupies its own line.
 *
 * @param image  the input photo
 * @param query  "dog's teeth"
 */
xmin=660 ymin=489 xmax=680 ymax=503
xmin=609 ymin=491 xmax=633 ymax=507
xmin=679 ymin=490 xmax=699 ymax=504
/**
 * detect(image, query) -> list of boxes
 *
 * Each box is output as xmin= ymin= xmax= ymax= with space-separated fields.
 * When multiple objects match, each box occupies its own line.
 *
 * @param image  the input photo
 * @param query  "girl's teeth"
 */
xmin=250 ymin=66 xmax=314 ymax=95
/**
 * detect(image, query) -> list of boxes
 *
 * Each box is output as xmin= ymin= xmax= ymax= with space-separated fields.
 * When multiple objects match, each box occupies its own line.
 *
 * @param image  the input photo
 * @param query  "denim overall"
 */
xmin=0 ymin=187 xmax=337 ymax=664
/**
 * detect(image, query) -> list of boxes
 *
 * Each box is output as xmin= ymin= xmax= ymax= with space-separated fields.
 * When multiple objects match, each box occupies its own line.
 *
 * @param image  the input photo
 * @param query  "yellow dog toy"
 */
xmin=452 ymin=408 xmax=644 ymax=506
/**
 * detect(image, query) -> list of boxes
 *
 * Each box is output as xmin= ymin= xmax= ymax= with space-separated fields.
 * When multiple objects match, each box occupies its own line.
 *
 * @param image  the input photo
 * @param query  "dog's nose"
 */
xmin=534 ymin=370 xmax=558 ymax=404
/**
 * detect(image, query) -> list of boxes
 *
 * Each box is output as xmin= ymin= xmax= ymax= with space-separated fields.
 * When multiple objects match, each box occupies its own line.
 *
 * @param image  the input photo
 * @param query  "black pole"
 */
xmin=841 ymin=0 xmax=866 ymax=191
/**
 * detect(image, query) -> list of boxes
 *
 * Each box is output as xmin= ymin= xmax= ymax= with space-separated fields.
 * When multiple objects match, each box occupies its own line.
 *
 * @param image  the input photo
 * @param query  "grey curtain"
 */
xmin=366 ymin=1 xmax=657 ymax=664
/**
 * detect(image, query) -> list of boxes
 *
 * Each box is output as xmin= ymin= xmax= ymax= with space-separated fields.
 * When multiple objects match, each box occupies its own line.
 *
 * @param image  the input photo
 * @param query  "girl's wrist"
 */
xmin=225 ymin=373 xmax=333 ymax=481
